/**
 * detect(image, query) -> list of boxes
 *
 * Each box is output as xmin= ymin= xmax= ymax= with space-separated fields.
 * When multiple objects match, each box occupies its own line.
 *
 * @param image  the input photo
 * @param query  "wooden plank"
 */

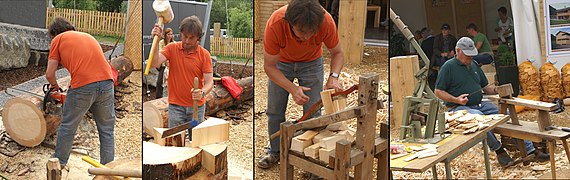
xmin=390 ymin=55 xmax=420 ymax=129
xmin=293 ymin=105 xmax=365 ymax=130
xmin=494 ymin=120 xmax=570 ymax=141
xmin=290 ymin=136 xmax=312 ymax=153
xmin=334 ymin=140 xmax=351 ymax=179
xmin=191 ymin=117 xmax=230 ymax=147
xmin=289 ymin=154 xmax=334 ymax=180
xmin=321 ymin=89 xmax=336 ymax=115
xmin=303 ymin=143 xmax=321 ymax=159
xmin=296 ymin=130 xmax=318 ymax=141
xmin=338 ymin=0 xmax=367 ymax=64
xmin=200 ymin=143 xmax=228 ymax=176
xmin=488 ymin=95 xmax=557 ymax=111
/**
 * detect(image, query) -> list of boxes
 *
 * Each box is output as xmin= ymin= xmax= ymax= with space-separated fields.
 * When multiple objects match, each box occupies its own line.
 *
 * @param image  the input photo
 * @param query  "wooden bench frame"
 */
xmin=279 ymin=74 xmax=389 ymax=179
xmin=489 ymin=85 xmax=570 ymax=179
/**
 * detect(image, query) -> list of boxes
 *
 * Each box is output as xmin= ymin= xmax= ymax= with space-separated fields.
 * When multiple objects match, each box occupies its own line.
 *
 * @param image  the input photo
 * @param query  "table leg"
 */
xmin=432 ymin=166 xmax=438 ymax=180
xmin=445 ymin=159 xmax=452 ymax=179
xmin=483 ymin=139 xmax=491 ymax=179
xmin=548 ymin=140 xmax=556 ymax=179
xmin=562 ymin=139 xmax=570 ymax=164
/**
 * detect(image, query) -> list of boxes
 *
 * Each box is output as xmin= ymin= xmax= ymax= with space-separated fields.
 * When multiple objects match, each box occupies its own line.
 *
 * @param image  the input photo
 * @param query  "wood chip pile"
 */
xmin=562 ymin=63 xmax=570 ymax=98
xmin=539 ymin=62 xmax=564 ymax=101
xmin=518 ymin=60 xmax=541 ymax=96
xmin=444 ymin=110 xmax=502 ymax=134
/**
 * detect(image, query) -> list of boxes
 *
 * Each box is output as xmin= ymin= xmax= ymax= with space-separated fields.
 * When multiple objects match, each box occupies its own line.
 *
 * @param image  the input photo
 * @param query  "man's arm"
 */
xmin=432 ymin=35 xmax=443 ymax=57
xmin=482 ymin=83 xmax=497 ymax=95
xmin=435 ymin=89 xmax=469 ymax=105
xmin=45 ymin=60 xmax=60 ymax=89
xmin=325 ymin=43 xmax=344 ymax=92
xmin=475 ymin=41 xmax=483 ymax=50
xmin=150 ymin=24 xmax=167 ymax=68
xmin=193 ymin=73 xmax=214 ymax=101
xmin=264 ymin=51 xmax=310 ymax=105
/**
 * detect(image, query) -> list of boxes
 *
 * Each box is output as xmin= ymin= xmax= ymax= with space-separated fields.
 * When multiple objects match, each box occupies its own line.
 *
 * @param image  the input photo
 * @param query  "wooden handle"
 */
xmin=193 ymin=77 xmax=199 ymax=120
xmin=144 ymin=17 xmax=164 ymax=76
xmin=88 ymin=167 xmax=142 ymax=178
xmin=82 ymin=156 xmax=126 ymax=180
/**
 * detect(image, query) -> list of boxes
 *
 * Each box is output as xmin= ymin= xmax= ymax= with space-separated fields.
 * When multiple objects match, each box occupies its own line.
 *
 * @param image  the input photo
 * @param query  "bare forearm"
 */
xmin=329 ymin=51 xmax=343 ymax=74
xmin=202 ymin=73 xmax=214 ymax=95
xmin=435 ymin=89 xmax=459 ymax=104
xmin=483 ymin=84 xmax=496 ymax=95
xmin=45 ymin=60 xmax=59 ymax=86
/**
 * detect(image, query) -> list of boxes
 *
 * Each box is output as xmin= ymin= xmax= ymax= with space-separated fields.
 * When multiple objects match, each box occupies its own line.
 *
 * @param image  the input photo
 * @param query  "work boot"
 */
xmin=496 ymin=150 xmax=514 ymax=168
xmin=530 ymin=149 xmax=550 ymax=162
xmin=257 ymin=153 xmax=279 ymax=169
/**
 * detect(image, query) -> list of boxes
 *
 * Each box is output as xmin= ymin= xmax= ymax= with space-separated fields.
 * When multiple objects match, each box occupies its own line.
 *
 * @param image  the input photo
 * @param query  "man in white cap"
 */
xmin=434 ymin=37 xmax=549 ymax=167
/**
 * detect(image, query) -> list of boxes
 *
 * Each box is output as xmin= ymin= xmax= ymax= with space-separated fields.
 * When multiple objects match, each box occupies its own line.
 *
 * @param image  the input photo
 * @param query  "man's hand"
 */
xmin=456 ymin=94 xmax=469 ymax=105
xmin=151 ymin=24 xmax=162 ymax=38
xmin=191 ymin=88 xmax=203 ymax=101
xmin=50 ymin=84 xmax=61 ymax=91
xmin=325 ymin=77 xmax=343 ymax=93
xmin=289 ymin=85 xmax=311 ymax=105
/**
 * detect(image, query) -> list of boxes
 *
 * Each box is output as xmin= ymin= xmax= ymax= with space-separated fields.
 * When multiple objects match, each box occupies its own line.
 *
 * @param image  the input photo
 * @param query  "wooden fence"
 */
xmin=46 ymin=8 xmax=126 ymax=37
xmin=210 ymin=37 xmax=254 ymax=58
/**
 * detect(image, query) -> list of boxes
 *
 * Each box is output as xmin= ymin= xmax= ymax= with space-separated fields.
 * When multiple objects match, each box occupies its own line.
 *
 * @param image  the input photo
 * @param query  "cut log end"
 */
xmin=2 ymin=97 xmax=50 ymax=147
xmin=143 ymin=142 xmax=202 ymax=179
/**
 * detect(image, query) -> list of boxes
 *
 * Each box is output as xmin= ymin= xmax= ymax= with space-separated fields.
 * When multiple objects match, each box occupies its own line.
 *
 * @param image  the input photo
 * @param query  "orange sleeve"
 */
xmin=161 ymin=42 xmax=174 ymax=60
xmin=201 ymin=49 xmax=213 ymax=73
xmin=322 ymin=14 xmax=339 ymax=49
xmin=264 ymin=24 xmax=281 ymax=55
xmin=48 ymin=35 xmax=62 ymax=61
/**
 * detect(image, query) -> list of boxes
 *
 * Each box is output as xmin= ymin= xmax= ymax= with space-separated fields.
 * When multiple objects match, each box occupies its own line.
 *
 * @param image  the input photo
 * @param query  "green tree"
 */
xmin=52 ymin=0 xmax=97 ymax=10
xmin=95 ymin=0 xmax=123 ymax=12
xmin=228 ymin=3 xmax=253 ymax=38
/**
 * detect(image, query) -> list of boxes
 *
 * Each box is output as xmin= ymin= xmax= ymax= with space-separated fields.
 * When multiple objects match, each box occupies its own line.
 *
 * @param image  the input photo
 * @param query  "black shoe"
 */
xmin=257 ymin=153 xmax=279 ymax=169
xmin=496 ymin=150 xmax=514 ymax=168
xmin=531 ymin=150 xmax=550 ymax=162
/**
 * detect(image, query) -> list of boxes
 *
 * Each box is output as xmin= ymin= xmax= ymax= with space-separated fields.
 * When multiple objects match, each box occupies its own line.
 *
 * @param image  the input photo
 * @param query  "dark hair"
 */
xmin=47 ymin=17 xmax=75 ymax=37
xmin=284 ymin=0 xmax=324 ymax=33
xmin=466 ymin=23 xmax=477 ymax=31
xmin=164 ymin=28 xmax=174 ymax=45
xmin=179 ymin=16 xmax=203 ymax=40
xmin=498 ymin=6 xmax=507 ymax=15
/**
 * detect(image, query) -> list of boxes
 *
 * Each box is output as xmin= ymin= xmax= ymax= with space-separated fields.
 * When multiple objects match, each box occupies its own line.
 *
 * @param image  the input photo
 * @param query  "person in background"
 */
xmin=466 ymin=23 xmax=493 ymax=65
xmin=495 ymin=6 xmax=515 ymax=50
xmin=429 ymin=23 xmax=457 ymax=91
xmin=420 ymin=27 xmax=434 ymax=68
xmin=156 ymin=28 xmax=175 ymax=98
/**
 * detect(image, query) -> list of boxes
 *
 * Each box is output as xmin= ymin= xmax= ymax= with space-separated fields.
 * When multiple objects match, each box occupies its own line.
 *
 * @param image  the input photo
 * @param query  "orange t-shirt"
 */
xmin=264 ymin=5 xmax=339 ymax=62
xmin=161 ymin=42 xmax=212 ymax=107
xmin=48 ymin=31 xmax=113 ymax=89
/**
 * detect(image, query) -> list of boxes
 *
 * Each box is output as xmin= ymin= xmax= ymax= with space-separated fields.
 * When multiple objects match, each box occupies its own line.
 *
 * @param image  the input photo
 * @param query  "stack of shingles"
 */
xmin=539 ymin=62 xmax=564 ymax=102
xmin=444 ymin=110 xmax=495 ymax=135
xmin=289 ymin=121 xmax=356 ymax=164
xmin=518 ymin=60 xmax=541 ymax=96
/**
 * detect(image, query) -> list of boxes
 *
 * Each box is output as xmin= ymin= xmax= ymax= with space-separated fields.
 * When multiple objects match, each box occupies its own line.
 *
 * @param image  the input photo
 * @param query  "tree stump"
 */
xmin=142 ymin=142 xmax=202 ymax=179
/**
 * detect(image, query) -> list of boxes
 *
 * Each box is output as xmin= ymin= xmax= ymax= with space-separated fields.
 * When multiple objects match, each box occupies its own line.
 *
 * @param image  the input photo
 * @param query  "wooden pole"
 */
xmin=338 ymin=0 xmax=367 ymax=64
xmin=46 ymin=158 xmax=61 ymax=180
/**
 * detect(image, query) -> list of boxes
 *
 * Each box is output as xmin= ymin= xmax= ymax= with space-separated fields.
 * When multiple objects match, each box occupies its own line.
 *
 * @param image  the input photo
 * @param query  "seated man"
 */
xmin=429 ymin=23 xmax=457 ymax=91
xmin=466 ymin=23 xmax=494 ymax=65
xmin=434 ymin=37 xmax=549 ymax=167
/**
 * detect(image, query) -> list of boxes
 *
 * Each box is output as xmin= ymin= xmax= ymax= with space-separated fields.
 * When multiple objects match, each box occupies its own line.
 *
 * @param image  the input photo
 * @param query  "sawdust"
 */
xmin=391 ymin=105 xmax=570 ymax=179
xmin=253 ymin=41 xmax=388 ymax=179
xmin=0 ymin=72 xmax=142 ymax=179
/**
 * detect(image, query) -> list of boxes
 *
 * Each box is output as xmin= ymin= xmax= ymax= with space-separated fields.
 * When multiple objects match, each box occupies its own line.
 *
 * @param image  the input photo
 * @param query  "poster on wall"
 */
xmin=545 ymin=0 xmax=570 ymax=55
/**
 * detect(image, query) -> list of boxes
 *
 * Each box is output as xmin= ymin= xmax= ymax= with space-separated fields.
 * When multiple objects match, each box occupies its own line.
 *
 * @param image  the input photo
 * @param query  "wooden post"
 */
xmin=280 ymin=121 xmax=295 ymax=180
xmin=334 ymin=140 xmax=351 ymax=179
xmin=214 ymin=23 xmax=221 ymax=38
xmin=46 ymin=158 xmax=61 ymax=180
xmin=338 ymin=0 xmax=367 ymax=64
xmin=378 ymin=122 xmax=389 ymax=180
xmin=538 ymin=110 xmax=551 ymax=132
xmin=389 ymin=55 xmax=420 ymax=128
xmin=354 ymin=74 xmax=378 ymax=180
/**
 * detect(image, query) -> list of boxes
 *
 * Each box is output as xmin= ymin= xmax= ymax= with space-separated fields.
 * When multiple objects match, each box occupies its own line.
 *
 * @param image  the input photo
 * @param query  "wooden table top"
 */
xmin=390 ymin=115 xmax=509 ymax=172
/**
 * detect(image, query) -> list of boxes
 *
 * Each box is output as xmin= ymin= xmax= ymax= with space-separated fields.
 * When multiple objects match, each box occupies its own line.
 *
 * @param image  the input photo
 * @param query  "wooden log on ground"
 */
xmin=142 ymin=142 xmax=202 ymax=179
xmin=200 ymin=143 xmax=228 ymax=177
xmin=142 ymin=77 xmax=253 ymax=134
xmin=46 ymin=158 xmax=61 ymax=180
xmin=2 ymin=57 xmax=133 ymax=147
xmin=94 ymin=158 xmax=142 ymax=180
xmin=192 ymin=117 xmax=230 ymax=147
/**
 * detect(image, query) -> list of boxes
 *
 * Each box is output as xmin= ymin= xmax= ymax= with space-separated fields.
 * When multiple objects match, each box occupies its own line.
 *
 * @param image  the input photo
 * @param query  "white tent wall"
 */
xmin=511 ymin=0 xmax=544 ymax=68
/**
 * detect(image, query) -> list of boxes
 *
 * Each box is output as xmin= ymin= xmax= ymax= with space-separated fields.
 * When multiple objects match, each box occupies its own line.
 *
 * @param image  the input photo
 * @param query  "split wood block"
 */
xmin=303 ymin=143 xmax=321 ymax=159
xmin=143 ymin=97 xmax=169 ymax=134
xmin=338 ymin=130 xmax=355 ymax=142
xmin=320 ymin=89 xmax=336 ymax=115
xmin=192 ymin=117 xmax=230 ymax=147
xmin=296 ymin=130 xmax=319 ymax=141
xmin=320 ymin=135 xmax=347 ymax=149
xmin=319 ymin=148 xmax=335 ymax=164
xmin=153 ymin=127 xmax=185 ymax=147
xmin=142 ymin=142 xmax=202 ymax=179
xmin=334 ymin=97 xmax=347 ymax=111
xmin=46 ymin=158 xmax=61 ymax=180
xmin=313 ymin=129 xmax=337 ymax=144
xmin=290 ymin=136 xmax=313 ymax=153
xmin=200 ymin=143 xmax=228 ymax=176
xmin=390 ymin=55 xmax=420 ymax=129
xmin=565 ymin=98 xmax=570 ymax=106
xmin=326 ymin=122 xmax=349 ymax=131
xmin=497 ymin=84 xmax=514 ymax=98
xmin=485 ymin=73 xmax=496 ymax=84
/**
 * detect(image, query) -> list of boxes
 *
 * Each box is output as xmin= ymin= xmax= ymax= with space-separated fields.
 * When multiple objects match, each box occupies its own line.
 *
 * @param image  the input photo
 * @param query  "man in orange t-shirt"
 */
xmin=149 ymin=16 xmax=214 ymax=138
xmin=46 ymin=17 xmax=115 ymax=166
xmin=259 ymin=0 xmax=345 ymax=169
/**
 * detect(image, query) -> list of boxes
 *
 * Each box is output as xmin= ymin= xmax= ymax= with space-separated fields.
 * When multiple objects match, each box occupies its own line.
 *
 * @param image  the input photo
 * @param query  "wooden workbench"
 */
xmin=391 ymin=115 xmax=510 ymax=179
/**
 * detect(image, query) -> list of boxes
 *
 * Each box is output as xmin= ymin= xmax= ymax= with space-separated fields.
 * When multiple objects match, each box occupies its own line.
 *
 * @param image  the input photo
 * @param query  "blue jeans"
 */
xmin=449 ymin=101 xmax=535 ymax=153
xmin=473 ymin=54 xmax=494 ymax=65
xmin=267 ymin=57 xmax=324 ymax=155
xmin=54 ymin=80 xmax=115 ymax=165
xmin=168 ymin=103 xmax=206 ymax=135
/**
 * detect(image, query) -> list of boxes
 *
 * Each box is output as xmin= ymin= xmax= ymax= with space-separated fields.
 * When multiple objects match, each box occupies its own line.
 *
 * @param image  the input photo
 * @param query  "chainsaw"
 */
xmin=6 ymin=84 xmax=66 ymax=116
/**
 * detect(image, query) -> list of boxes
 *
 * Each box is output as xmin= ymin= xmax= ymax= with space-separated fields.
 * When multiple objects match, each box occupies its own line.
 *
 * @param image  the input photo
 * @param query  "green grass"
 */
xmin=93 ymin=34 xmax=124 ymax=44
xmin=214 ymin=55 xmax=251 ymax=64
xmin=551 ymin=19 xmax=570 ymax=25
